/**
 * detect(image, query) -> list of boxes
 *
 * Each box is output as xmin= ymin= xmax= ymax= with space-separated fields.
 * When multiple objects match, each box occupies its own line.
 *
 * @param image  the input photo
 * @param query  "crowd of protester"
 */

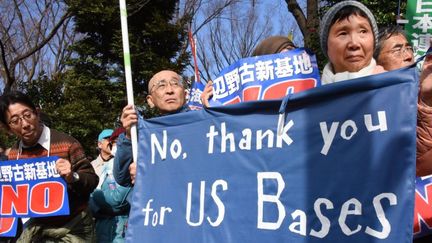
xmin=0 ymin=1 xmax=431 ymax=242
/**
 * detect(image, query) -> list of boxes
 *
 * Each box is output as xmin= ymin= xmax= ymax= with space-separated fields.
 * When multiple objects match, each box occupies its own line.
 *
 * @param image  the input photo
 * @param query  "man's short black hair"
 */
xmin=0 ymin=91 xmax=37 ymax=127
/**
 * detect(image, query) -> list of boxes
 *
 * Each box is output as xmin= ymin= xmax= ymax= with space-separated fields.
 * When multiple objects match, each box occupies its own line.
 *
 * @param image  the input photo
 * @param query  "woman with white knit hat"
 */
xmin=319 ymin=1 xmax=385 ymax=84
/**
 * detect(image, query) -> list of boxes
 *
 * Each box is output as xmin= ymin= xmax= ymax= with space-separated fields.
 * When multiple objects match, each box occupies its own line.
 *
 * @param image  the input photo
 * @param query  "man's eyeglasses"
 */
xmin=150 ymin=79 xmax=183 ymax=93
xmin=388 ymin=46 xmax=415 ymax=57
xmin=8 ymin=110 xmax=35 ymax=127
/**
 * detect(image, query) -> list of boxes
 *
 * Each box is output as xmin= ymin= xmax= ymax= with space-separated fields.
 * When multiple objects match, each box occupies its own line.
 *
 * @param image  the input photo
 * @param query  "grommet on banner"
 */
xmin=278 ymin=94 xmax=292 ymax=136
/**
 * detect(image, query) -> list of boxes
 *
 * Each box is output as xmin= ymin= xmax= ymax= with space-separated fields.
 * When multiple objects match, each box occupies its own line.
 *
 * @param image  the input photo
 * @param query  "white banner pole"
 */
xmin=119 ymin=0 xmax=138 ymax=163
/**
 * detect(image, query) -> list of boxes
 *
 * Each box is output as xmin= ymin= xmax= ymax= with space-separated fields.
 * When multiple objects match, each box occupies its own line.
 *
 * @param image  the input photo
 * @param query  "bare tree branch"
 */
xmin=286 ymin=0 xmax=307 ymax=36
xmin=190 ymin=1 xmax=273 ymax=80
xmin=285 ymin=0 xmax=319 ymax=49
xmin=0 ymin=39 xmax=11 ymax=88
xmin=0 ymin=1 xmax=77 ymax=91
xmin=10 ymin=11 xmax=72 ymax=68
xmin=193 ymin=0 xmax=238 ymax=35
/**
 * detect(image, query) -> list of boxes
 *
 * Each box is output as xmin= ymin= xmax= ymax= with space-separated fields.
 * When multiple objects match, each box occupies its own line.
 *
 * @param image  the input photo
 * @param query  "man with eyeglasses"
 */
xmin=0 ymin=91 xmax=98 ymax=242
xmin=114 ymin=70 xmax=188 ymax=187
xmin=374 ymin=26 xmax=415 ymax=71
xmin=374 ymin=26 xmax=432 ymax=176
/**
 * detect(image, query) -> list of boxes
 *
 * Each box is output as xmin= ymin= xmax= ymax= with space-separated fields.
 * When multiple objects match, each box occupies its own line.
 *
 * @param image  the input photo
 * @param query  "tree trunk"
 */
xmin=285 ymin=0 xmax=319 ymax=49
xmin=285 ymin=0 xmax=325 ymax=69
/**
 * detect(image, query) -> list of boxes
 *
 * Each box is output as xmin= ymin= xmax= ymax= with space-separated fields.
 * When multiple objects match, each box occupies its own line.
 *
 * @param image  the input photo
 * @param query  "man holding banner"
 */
xmin=0 ymin=91 xmax=98 ymax=242
xmin=114 ymin=70 xmax=189 ymax=187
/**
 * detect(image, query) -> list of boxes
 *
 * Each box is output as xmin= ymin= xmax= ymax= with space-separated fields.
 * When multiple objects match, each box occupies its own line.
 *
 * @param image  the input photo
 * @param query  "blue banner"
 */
xmin=127 ymin=66 xmax=417 ymax=243
xmin=187 ymin=80 xmax=205 ymax=110
xmin=0 ymin=156 xmax=70 ymax=237
xmin=209 ymin=48 xmax=320 ymax=106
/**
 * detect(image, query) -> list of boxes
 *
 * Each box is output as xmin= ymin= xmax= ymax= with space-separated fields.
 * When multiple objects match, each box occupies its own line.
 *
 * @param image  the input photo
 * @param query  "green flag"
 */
xmin=405 ymin=0 xmax=432 ymax=57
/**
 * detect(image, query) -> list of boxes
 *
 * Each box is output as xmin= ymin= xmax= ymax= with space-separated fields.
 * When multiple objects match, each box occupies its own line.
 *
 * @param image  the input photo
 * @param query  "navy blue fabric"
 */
xmin=127 ymin=66 xmax=418 ymax=243
xmin=113 ymin=133 xmax=133 ymax=187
